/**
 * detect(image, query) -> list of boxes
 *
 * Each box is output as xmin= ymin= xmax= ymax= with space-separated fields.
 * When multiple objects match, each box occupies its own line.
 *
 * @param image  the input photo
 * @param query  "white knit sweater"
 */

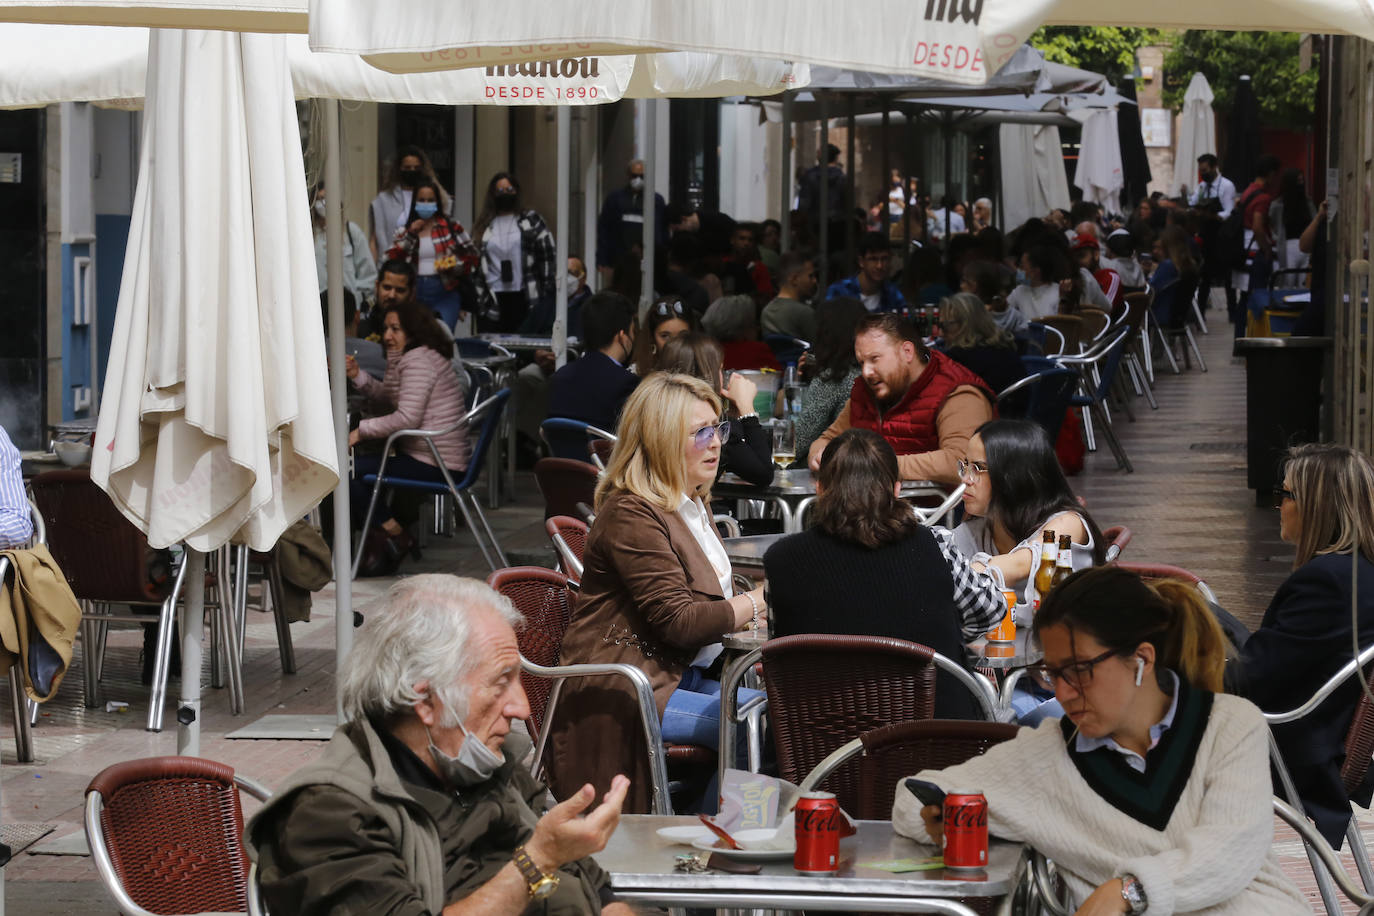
xmin=892 ymin=693 xmax=1307 ymax=915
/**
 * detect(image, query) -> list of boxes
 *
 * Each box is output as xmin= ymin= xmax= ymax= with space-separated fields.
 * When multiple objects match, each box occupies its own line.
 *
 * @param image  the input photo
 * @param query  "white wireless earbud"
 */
xmin=1135 ymin=656 xmax=1145 ymax=687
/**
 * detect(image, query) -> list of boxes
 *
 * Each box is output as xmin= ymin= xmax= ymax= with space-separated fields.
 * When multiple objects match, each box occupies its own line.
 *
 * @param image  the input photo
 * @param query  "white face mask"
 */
xmin=629 ymin=176 xmax=645 ymax=192
xmin=568 ymin=272 xmax=582 ymax=289
xmin=313 ymin=198 xmax=326 ymax=217
xmin=426 ymin=722 xmax=504 ymax=787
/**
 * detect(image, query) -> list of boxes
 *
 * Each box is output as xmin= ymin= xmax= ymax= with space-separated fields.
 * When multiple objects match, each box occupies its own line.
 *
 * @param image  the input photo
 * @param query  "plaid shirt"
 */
xmin=931 ymin=526 xmax=1006 ymax=640
xmin=470 ymin=209 xmax=557 ymax=321
xmin=385 ymin=216 xmax=480 ymax=291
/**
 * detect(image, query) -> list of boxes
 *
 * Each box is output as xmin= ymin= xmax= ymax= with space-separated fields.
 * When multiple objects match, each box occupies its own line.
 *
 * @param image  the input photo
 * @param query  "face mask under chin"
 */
xmin=426 ymin=722 xmax=504 ymax=787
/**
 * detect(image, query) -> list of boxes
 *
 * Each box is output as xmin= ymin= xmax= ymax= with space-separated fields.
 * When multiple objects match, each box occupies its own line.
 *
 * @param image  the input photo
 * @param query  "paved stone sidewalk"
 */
xmin=2 ymin=311 xmax=1363 ymax=913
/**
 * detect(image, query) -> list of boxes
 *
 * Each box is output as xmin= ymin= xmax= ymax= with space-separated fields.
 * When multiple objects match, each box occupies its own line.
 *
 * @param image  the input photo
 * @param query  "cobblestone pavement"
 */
xmin=2 ymin=309 xmax=1361 ymax=913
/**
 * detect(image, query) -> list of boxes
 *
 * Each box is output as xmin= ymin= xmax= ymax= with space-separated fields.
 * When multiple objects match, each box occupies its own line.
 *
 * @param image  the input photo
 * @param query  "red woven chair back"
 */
xmin=29 ymin=469 xmax=170 ymax=604
xmin=544 ymin=516 xmax=589 ymax=566
xmin=487 ymin=566 xmax=575 ymax=738
xmin=760 ymin=634 xmax=939 ymax=814
xmin=856 ymin=720 xmax=1021 ymax=820
xmin=87 ymin=756 xmax=251 ymax=914
xmin=1341 ymin=673 xmax=1374 ymax=797
xmin=1115 ymin=562 xmax=1203 ymax=587
xmin=534 ymin=458 xmax=600 ymax=521
xmin=1102 ymin=525 xmax=1133 ymax=560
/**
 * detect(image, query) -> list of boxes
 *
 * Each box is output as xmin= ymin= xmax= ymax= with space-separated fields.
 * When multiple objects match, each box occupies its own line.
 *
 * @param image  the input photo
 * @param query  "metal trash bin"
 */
xmin=1234 ymin=336 xmax=1332 ymax=506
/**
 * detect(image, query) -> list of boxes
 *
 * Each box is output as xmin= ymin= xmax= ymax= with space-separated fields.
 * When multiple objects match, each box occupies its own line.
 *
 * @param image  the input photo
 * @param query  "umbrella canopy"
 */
xmin=0 ymin=24 xmax=804 ymax=107
xmin=1073 ymin=108 xmax=1124 ymax=213
xmin=92 ymin=28 xmax=336 ymax=553
xmin=1043 ymin=0 xmax=1374 ymax=37
xmin=309 ymin=0 xmax=1051 ymax=87
xmin=1000 ymin=122 xmax=1072 ymax=230
xmin=1171 ymin=73 xmax=1216 ymax=198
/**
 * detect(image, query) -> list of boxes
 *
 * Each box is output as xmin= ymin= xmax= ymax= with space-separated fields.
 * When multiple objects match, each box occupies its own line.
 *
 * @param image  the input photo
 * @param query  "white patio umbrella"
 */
xmin=1043 ymin=0 xmax=1374 ymax=37
xmin=999 ymin=122 xmax=1072 ymax=231
xmin=90 ymin=27 xmax=336 ymax=753
xmin=1171 ymin=72 xmax=1216 ymax=198
xmin=1073 ymin=108 xmax=1124 ymax=214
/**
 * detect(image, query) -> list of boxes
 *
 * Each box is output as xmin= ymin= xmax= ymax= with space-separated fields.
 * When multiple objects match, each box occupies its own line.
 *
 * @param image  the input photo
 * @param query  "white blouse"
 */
xmin=676 ymin=493 xmax=732 ymax=669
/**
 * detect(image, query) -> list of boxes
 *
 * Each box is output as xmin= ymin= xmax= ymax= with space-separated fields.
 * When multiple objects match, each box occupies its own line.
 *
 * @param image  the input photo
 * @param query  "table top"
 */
xmin=461 ymin=353 xmax=518 ymax=369
xmin=724 ymin=533 xmax=785 ymax=565
xmin=477 ymin=333 xmax=581 ymax=351
xmin=965 ymin=628 xmax=1041 ymax=669
xmin=716 ymin=469 xmax=943 ymax=499
xmin=603 ymin=816 xmax=1025 ymax=899
xmin=721 ymin=630 xmax=768 ymax=653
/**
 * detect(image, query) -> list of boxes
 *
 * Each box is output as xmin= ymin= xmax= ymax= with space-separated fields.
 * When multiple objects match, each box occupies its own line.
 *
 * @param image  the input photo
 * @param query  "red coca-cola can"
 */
xmin=942 ymin=789 xmax=988 ymax=870
xmin=793 ymin=791 xmax=842 ymax=874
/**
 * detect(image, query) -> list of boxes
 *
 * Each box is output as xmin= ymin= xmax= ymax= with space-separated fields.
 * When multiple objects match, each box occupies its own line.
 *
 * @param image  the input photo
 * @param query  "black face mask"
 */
xmin=494 ymin=192 xmax=518 ymax=213
xmin=399 ymin=169 xmax=422 ymax=188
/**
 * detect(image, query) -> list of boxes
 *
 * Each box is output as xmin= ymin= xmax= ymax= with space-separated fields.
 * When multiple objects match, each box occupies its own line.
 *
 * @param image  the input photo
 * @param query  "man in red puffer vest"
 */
xmin=806 ymin=313 xmax=994 ymax=486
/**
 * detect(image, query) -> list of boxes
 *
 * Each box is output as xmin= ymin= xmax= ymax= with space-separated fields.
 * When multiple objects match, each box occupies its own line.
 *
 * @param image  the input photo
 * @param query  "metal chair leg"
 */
xmin=452 ymin=491 xmax=497 ymax=572
xmin=147 ymin=595 xmax=178 ymax=732
xmin=80 ymin=608 xmax=99 ymax=708
xmin=1128 ymin=355 xmax=1157 ymax=409
xmin=1079 ymin=404 xmax=1097 ymax=451
xmin=1153 ymin=322 xmax=1181 ymax=374
xmin=266 ymin=558 xmax=296 ymax=675
xmin=1349 ymin=820 xmax=1374 ymax=891
xmin=10 ymin=663 xmax=33 ymax=763
xmin=351 ymin=461 xmax=390 ymax=579
xmin=1090 ymin=401 xmax=1133 ymax=472
xmin=234 ymin=543 xmax=249 ymax=656
xmin=1192 ymin=295 xmax=1209 ymax=334
xmin=1185 ymin=327 xmax=1208 ymax=372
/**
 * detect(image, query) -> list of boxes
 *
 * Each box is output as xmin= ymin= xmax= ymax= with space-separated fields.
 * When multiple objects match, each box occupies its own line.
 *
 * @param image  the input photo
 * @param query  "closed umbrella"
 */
xmin=91 ymin=28 xmax=336 ymax=751
xmin=1115 ymin=80 xmax=1151 ymax=211
xmin=999 ymin=122 xmax=1072 ymax=231
xmin=1226 ymin=74 xmax=1261 ymax=192
xmin=1073 ymin=108 xmax=1123 ymax=213
xmin=1171 ymin=72 xmax=1216 ymax=198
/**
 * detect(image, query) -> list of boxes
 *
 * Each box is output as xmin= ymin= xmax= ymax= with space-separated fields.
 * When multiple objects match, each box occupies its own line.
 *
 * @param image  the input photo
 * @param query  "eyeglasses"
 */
xmin=1273 ymin=486 xmax=1296 ymax=508
xmin=690 ymin=421 xmax=731 ymax=451
xmin=654 ymin=299 xmax=688 ymax=319
xmin=956 ymin=458 xmax=989 ymax=480
xmin=1028 ymin=648 xmax=1120 ymax=691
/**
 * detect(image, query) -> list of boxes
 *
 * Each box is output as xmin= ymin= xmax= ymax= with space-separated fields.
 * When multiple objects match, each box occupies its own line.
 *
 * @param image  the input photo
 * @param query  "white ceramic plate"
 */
xmin=655 ymin=824 xmax=714 ymax=845
xmin=692 ymin=828 xmax=796 ymax=861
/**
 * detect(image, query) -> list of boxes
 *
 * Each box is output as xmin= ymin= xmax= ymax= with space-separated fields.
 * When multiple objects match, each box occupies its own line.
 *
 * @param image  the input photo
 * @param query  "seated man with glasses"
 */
xmin=546 ymin=291 xmax=639 ymax=460
xmin=893 ymin=566 xmax=1308 ymax=916
xmin=824 ymin=232 xmax=906 ymax=314
xmin=806 ymin=312 xmax=994 ymax=486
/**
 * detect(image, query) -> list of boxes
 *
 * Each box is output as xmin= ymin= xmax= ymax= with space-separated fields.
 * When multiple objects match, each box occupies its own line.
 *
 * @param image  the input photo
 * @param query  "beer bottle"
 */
xmin=1050 ymin=534 xmax=1074 ymax=590
xmin=1032 ymin=530 xmax=1057 ymax=609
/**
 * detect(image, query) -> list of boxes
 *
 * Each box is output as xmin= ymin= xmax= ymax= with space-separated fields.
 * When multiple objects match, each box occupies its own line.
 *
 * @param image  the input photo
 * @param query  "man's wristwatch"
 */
xmin=513 ymin=845 xmax=560 ymax=900
xmin=1119 ymin=873 xmax=1147 ymax=914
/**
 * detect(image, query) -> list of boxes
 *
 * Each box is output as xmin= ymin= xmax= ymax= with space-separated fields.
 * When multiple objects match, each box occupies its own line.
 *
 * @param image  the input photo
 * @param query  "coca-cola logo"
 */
xmin=796 ymin=806 xmax=845 ymax=833
xmin=944 ymin=804 xmax=988 ymax=829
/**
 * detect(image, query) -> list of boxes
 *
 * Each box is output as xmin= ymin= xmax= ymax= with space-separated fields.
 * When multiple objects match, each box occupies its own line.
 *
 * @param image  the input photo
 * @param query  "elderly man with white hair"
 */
xmin=248 ymin=575 xmax=635 ymax=915
xmin=971 ymin=198 xmax=993 ymax=233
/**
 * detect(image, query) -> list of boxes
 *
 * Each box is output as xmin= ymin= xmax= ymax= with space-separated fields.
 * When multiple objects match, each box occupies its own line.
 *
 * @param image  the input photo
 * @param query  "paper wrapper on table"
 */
xmin=714 ymin=769 xmax=856 ymax=850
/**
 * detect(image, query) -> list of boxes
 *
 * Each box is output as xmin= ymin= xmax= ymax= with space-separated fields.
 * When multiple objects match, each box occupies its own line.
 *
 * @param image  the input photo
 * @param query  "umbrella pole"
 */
xmin=818 ymin=96 xmax=829 ymax=295
xmin=845 ymin=98 xmax=856 ymax=269
xmin=583 ymin=107 xmax=599 ymax=294
xmin=176 ymin=549 xmax=206 ymax=756
xmin=555 ymin=106 xmax=570 ymax=369
xmin=325 ymin=99 xmax=353 ymax=720
xmin=943 ymin=116 xmax=952 ymax=241
xmin=780 ymin=90 xmax=793 ymax=256
xmin=641 ymin=100 xmax=658 ymax=315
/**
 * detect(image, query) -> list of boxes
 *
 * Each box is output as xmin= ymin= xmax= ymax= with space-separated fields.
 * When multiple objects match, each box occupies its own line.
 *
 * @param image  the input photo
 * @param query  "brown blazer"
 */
xmin=547 ymin=490 xmax=736 ymax=813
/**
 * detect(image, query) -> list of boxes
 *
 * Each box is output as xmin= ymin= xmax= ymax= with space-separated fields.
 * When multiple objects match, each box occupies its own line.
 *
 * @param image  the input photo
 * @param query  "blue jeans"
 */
xmin=415 ymin=274 xmax=463 ymax=330
xmin=662 ymin=665 xmax=764 ymax=757
xmin=1010 ymin=680 xmax=1064 ymax=726
xmin=350 ymin=452 xmax=447 ymax=528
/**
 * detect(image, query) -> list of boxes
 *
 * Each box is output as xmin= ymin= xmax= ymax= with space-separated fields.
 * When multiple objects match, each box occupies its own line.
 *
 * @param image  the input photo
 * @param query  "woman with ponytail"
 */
xmin=1231 ymin=442 xmax=1374 ymax=846
xmin=893 ymin=565 xmax=1306 ymax=915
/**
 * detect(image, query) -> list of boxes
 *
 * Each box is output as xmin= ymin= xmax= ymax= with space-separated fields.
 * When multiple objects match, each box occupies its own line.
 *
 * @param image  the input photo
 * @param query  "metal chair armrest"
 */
xmin=795 ymin=737 xmax=865 ymax=798
xmin=549 ymin=533 xmax=584 ymax=583
xmin=714 ymin=514 xmax=743 ymax=539
xmin=27 ymin=498 xmax=45 ymax=546
xmin=234 ymin=774 xmax=273 ymax=803
xmin=736 ymin=693 xmax=768 ymax=722
xmin=914 ymin=484 xmax=966 ymax=527
xmin=1263 ymin=642 xmax=1374 ymax=725
xmin=585 ymin=424 xmax=618 ymax=442
xmin=521 ymin=657 xmax=673 ymax=815
xmin=995 ymin=374 xmax=1043 ymax=401
xmin=932 ymin=650 xmax=999 ymax=721
xmin=1030 ymin=851 xmax=1072 ymax=916
xmin=247 ymin=861 xmax=268 ymax=916
xmin=1273 ymin=797 xmax=1374 ymax=907
xmin=717 ymin=645 xmax=765 ymax=793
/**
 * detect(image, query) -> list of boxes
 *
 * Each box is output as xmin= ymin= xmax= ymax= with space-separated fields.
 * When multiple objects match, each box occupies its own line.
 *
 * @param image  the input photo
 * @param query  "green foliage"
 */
xmin=1029 ymin=26 xmax=1166 ymax=85
xmin=1162 ymin=31 xmax=1318 ymax=129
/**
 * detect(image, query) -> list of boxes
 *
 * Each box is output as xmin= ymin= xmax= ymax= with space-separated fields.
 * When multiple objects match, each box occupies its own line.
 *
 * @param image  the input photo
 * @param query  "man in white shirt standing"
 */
xmin=1189 ymin=153 xmax=1238 ymax=315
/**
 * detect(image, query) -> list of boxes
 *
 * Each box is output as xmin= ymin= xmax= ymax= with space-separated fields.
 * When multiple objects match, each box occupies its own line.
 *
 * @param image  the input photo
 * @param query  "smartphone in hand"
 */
xmin=904 ymin=778 xmax=947 ymax=809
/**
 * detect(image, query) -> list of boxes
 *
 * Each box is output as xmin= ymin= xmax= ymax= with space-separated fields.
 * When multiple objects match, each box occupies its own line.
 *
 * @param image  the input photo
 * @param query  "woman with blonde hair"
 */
xmin=1232 ymin=442 xmax=1374 ymax=845
xmin=936 ymin=292 xmax=1026 ymax=393
xmin=549 ymin=373 xmax=764 ymax=813
xmin=895 ymin=565 xmax=1307 ymax=915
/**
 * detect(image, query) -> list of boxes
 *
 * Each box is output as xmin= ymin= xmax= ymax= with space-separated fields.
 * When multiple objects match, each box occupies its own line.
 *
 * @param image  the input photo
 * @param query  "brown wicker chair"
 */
xmin=544 ymin=515 xmax=588 ymax=583
xmin=756 ymin=633 xmax=997 ymax=815
xmin=533 ymin=457 xmax=599 ymax=521
xmin=84 ymin=756 xmax=270 ymax=916
xmin=486 ymin=566 xmax=681 ymax=814
xmin=28 ymin=470 xmax=189 ymax=731
xmin=1038 ymin=314 xmax=1082 ymax=355
xmin=854 ymin=720 xmax=1021 ymax=819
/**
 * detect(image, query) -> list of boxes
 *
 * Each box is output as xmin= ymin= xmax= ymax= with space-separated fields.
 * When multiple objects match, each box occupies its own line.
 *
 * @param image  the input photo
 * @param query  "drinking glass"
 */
xmin=771 ymin=419 xmax=796 ymax=481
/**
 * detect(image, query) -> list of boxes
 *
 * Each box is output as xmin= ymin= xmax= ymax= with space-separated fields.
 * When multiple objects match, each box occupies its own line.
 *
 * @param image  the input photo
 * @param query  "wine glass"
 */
xmin=772 ymin=418 xmax=796 ymax=482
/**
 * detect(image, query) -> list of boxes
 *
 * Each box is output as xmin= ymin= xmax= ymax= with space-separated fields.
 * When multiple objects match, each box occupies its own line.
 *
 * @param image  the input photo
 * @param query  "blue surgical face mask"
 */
xmin=414 ymin=201 xmax=439 ymax=220
xmin=1014 ymin=268 xmax=1027 ymax=286
xmin=426 ymin=723 xmax=503 ymax=787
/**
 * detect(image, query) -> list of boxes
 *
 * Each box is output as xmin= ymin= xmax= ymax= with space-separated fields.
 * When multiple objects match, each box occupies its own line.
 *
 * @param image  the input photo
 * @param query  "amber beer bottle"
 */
xmin=1050 ymin=534 xmax=1074 ymax=590
xmin=1032 ymin=530 xmax=1057 ymax=609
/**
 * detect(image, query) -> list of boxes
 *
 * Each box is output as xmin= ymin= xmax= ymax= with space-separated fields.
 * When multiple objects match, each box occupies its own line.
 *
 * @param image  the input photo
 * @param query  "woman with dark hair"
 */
xmin=654 ymin=332 xmax=773 ymax=487
xmin=795 ymin=297 xmax=866 ymax=459
xmin=368 ymin=145 xmax=446 ymax=259
xmin=633 ymin=297 xmax=696 ymax=376
xmin=1006 ymin=243 xmax=1070 ymax=320
xmin=961 ymin=260 xmax=1027 ymax=336
xmin=764 ymin=429 xmax=1002 ymax=718
xmin=1148 ymin=225 xmax=1201 ymax=328
xmin=1269 ymin=167 xmax=1316 ymax=271
xmin=1231 ymin=443 xmax=1374 ymax=845
xmin=344 ymin=300 xmax=468 ymax=574
xmin=468 ymin=172 xmax=557 ymax=333
xmin=950 ymin=417 xmax=1105 ymax=609
xmin=309 ymin=180 xmax=376 ymax=307
xmin=935 ymin=292 xmax=1025 ymax=393
xmin=894 ymin=565 xmax=1307 ymax=915
xmin=385 ymin=178 xmax=479 ymax=330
